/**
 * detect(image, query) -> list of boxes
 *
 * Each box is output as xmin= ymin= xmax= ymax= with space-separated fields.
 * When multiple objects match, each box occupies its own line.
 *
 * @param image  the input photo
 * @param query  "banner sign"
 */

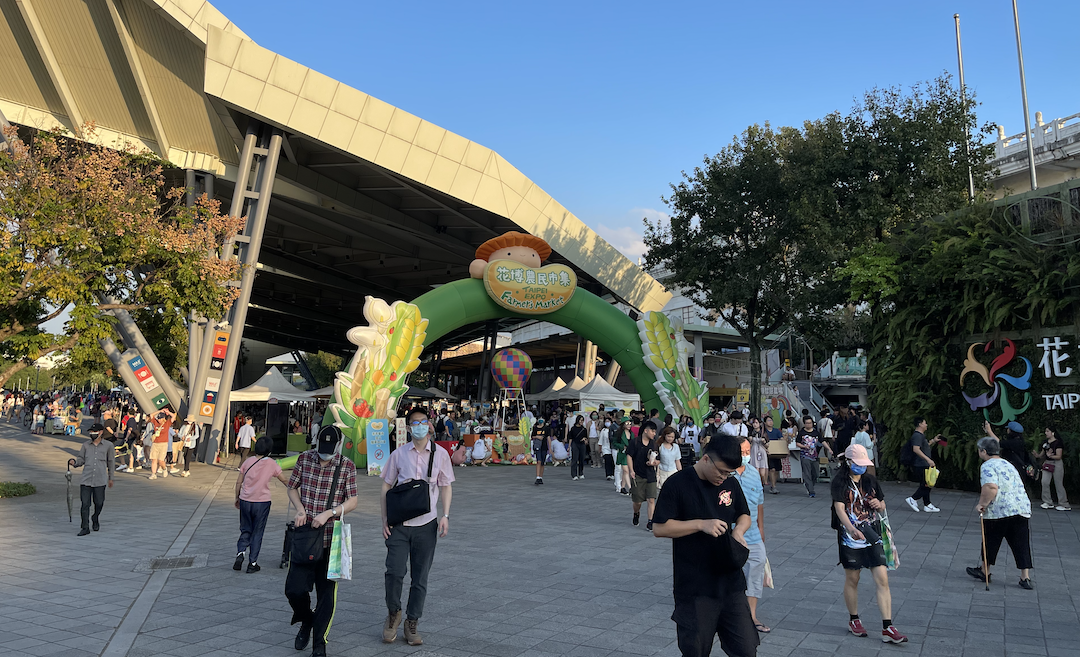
xmin=394 ymin=417 xmax=407 ymax=449
xmin=197 ymin=330 xmax=230 ymax=420
xmin=366 ymin=418 xmax=390 ymax=476
xmin=483 ymin=259 xmax=577 ymax=314
xmin=120 ymin=350 xmax=169 ymax=410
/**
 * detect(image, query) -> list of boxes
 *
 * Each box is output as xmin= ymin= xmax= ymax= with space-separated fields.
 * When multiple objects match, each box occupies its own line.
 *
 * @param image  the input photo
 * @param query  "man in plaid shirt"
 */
xmin=285 ymin=427 xmax=357 ymax=657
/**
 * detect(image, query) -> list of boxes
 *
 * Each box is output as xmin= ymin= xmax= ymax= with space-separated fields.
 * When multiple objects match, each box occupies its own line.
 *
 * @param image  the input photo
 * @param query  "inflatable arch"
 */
xmin=280 ymin=232 xmax=709 ymax=469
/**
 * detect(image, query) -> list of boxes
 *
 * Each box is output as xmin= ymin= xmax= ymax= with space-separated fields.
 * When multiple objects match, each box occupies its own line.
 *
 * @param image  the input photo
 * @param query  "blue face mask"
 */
xmin=850 ymin=463 xmax=867 ymax=475
xmin=410 ymin=424 xmax=430 ymax=440
xmin=741 ymin=455 xmax=751 ymax=467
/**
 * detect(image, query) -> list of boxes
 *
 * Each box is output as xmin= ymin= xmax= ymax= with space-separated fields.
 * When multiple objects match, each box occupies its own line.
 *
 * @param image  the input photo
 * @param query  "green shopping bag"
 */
xmin=879 ymin=512 xmax=899 ymax=571
xmin=327 ymin=521 xmax=352 ymax=581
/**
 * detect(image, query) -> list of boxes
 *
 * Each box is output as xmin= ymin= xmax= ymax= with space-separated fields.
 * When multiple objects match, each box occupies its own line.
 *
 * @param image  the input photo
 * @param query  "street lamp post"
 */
xmin=35 ymin=365 xmax=40 ymax=392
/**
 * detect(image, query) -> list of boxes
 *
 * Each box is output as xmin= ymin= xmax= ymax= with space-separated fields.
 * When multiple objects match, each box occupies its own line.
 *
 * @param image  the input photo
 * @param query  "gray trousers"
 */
xmin=800 ymin=457 xmax=818 ymax=495
xmin=385 ymin=519 xmax=438 ymax=620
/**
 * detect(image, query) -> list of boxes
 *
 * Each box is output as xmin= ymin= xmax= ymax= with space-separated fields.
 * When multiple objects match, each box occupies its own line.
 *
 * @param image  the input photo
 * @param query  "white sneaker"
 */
xmin=905 ymin=497 xmax=920 ymax=512
xmin=572 ymin=476 xmax=579 ymax=480
xmin=1056 ymin=505 xmax=1071 ymax=511
xmin=579 ymin=475 xmax=585 ymax=480
xmin=923 ymin=504 xmax=941 ymax=513
xmin=1041 ymin=502 xmax=1053 ymax=509
xmin=134 ymin=465 xmax=143 ymax=470
xmin=169 ymin=468 xmax=180 ymax=474
xmin=161 ymin=470 xmax=168 ymax=478
xmin=180 ymin=471 xmax=190 ymax=478
xmin=148 ymin=474 xmax=157 ymax=480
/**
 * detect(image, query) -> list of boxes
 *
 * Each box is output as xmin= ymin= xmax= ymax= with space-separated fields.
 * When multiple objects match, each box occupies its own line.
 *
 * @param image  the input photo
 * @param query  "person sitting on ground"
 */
xmin=470 ymin=435 xmax=492 ymax=467
xmin=550 ymin=436 xmax=569 ymax=466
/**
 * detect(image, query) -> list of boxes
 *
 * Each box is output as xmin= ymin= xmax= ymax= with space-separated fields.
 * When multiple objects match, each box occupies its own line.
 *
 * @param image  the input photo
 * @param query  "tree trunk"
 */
xmin=0 ymin=360 xmax=30 ymax=389
xmin=747 ymin=338 xmax=763 ymax=419
xmin=0 ymin=333 xmax=80 ymax=389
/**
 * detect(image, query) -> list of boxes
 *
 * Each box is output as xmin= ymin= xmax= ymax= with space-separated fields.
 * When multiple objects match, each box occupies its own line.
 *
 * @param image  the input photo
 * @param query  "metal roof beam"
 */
xmin=104 ymin=0 xmax=169 ymax=157
xmin=14 ymin=0 xmax=83 ymax=135
xmin=273 ymin=160 xmax=478 ymax=260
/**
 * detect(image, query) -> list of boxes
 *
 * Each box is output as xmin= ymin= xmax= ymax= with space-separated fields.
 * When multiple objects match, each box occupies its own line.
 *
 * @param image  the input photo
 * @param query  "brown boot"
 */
xmin=382 ymin=610 xmax=401 ymax=643
xmin=403 ymin=618 xmax=423 ymax=646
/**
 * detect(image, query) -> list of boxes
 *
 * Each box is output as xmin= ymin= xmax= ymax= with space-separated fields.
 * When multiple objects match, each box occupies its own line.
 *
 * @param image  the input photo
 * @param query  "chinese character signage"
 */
xmin=483 ymin=259 xmax=577 ymax=314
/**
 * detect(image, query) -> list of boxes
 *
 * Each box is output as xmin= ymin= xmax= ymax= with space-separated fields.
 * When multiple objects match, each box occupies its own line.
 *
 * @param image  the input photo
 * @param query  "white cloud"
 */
xmin=594 ymin=207 xmax=669 ymax=262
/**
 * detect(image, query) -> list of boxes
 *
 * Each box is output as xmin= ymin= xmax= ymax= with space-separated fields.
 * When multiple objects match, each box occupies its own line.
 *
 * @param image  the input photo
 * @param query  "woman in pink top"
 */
xmin=233 ymin=437 xmax=289 ymax=573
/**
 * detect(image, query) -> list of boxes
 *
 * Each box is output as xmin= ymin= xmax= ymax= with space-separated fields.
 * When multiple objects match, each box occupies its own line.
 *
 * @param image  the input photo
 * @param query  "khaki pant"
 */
xmin=1041 ymin=461 xmax=1070 ymax=507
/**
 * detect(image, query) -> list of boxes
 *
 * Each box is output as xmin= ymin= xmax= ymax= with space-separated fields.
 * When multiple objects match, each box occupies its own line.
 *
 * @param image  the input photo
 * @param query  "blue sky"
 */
xmin=225 ymin=0 xmax=1076 ymax=259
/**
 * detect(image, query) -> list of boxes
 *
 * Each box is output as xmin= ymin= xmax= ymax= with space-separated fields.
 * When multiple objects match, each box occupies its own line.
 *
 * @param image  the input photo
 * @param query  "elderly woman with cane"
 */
xmin=965 ymin=432 xmax=1034 ymax=590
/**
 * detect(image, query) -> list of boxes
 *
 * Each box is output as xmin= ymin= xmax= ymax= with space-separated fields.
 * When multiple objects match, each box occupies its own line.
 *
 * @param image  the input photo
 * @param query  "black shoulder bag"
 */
xmin=290 ymin=457 xmax=344 ymax=564
xmin=385 ymin=447 xmax=435 ymax=527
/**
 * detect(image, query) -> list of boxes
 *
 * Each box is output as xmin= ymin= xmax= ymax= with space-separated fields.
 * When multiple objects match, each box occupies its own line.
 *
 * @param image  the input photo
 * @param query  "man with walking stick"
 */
xmin=67 ymin=423 xmax=114 ymax=536
xmin=965 ymin=433 xmax=1033 ymax=590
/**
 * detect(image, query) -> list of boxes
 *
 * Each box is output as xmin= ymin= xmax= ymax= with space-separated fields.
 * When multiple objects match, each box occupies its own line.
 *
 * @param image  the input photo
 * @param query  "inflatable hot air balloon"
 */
xmin=490 ymin=348 xmax=533 ymax=390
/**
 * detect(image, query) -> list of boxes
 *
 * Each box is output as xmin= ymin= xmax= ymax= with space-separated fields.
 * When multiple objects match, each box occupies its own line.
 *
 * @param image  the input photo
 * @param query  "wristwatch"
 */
xmin=333 ymin=506 xmax=341 ymax=517
xmin=441 ymin=513 xmax=449 ymax=519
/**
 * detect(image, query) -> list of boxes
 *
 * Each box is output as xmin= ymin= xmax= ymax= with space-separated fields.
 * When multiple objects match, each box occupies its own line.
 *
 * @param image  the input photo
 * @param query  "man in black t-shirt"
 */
xmin=625 ymin=421 xmax=659 ymax=530
xmin=653 ymin=434 xmax=757 ymax=657
xmin=532 ymin=419 xmax=552 ymax=485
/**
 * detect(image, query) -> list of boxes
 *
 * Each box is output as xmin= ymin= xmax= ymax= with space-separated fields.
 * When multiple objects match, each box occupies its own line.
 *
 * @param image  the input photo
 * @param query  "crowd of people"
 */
xmin=14 ymin=385 xmax=1070 ymax=657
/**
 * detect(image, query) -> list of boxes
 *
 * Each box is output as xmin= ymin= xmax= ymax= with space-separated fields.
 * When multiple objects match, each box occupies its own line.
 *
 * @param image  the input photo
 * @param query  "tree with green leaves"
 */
xmin=645 ymin=75 xmax=995 ymax=416
xmin=0 ymin=126 xmax=244 ymax=388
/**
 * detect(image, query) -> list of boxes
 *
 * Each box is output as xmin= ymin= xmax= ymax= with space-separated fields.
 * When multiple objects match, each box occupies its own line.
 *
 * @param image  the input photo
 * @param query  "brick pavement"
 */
xmin=1 ymin=420 xmax=1078 ymax=657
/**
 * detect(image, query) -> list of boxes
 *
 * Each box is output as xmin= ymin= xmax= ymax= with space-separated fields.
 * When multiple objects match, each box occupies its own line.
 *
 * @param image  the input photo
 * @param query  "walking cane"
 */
xmin=979 ymin=511 xmax=989 ymax=590
xmin=65 ymin=463 xmax=73 ymax=523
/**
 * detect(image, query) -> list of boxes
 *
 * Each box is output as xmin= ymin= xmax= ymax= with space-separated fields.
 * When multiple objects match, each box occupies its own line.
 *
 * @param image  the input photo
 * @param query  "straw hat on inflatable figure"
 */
xmin=489 ymin=347 xmax=534 ymax=465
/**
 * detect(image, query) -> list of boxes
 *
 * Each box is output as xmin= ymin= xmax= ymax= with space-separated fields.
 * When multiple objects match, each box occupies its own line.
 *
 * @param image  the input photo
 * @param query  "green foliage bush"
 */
xmin=861 ymin=202 xmax=1080 ymax=496
xmin=0 ymin=482 xmax=36 ymax=498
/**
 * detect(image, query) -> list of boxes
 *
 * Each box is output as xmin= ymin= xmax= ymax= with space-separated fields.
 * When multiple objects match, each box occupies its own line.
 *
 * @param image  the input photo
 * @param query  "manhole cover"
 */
xmin=134 ymin=553 xmax=208 ymax=572
xmin=150 ymin=557 xmax=195 ymax=570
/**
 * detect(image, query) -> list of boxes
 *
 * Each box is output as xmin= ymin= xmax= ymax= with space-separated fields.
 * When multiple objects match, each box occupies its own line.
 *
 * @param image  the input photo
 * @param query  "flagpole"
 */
xmin=954 ymin=14 xmax=976 ymax=202
xmin=1011 ymin=0 xmax=1038 ymax=191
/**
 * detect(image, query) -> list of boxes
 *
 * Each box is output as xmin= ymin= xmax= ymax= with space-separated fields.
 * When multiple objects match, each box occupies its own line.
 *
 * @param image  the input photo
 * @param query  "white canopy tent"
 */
xmin=526 ymin=377 xmax=566 ymax=402
xmin=576 ymin=374 xmax=640 ymax=411
xmin=310 ymin=385 xmax=334 ymax=399
xmin=530 ymin=375 xmax=588 ymax=402
xmin=230 ymin=367 xmax=317 ymax=402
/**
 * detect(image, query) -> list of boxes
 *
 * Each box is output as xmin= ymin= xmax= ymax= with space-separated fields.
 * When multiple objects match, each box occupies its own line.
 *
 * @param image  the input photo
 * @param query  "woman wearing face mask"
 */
xmin=610 ymin=421 xmax=631 ymax=494
xmin=567 ymin=415 xmax=588 ymax=480
xmin=655 ymin=426 xmax=682 ymax=490
xmin=733 ymin=435 xmax=770 ymax=633
xmin=599 ymin=417 xmax=615 ymax=480
xmin=831 ymin=444 xmax=906 ymax=644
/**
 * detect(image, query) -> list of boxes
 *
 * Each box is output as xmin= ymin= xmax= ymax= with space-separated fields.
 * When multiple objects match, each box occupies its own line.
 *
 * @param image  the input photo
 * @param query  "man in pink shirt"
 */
xmin=380 ymin=408 xmax=454 ymax=646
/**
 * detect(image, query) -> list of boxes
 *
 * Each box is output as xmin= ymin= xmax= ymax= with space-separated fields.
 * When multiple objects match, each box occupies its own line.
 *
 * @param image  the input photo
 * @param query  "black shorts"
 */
xmin=768 ymin=457 xmax=783 ymax=471
xmin=837 ymin=533 xmax=887 ymax=570
xmin=673 ymin=592 xmax=759 ymax=657
xmin=535 ymin=449 xmax=548 ymax=464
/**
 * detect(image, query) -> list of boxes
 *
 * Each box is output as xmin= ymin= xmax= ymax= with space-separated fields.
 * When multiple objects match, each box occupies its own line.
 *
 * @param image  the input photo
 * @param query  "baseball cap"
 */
xmin=845 ymin=444 xmax=873 ymax=467
xmin=89 ymin=423 xmax=105 ymax=433
xmin=1006 ymin=421 xmax=1024 ymax=433
xmin=316 ymin=425 xmax=342 ymax=456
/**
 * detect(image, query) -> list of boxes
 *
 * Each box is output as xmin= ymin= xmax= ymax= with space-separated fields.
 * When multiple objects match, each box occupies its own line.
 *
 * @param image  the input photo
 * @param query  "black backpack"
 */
xmin=899 ymin=437 xmax=915 ymax=466
xmin=434 ymin=416 xmax=446 ymax=436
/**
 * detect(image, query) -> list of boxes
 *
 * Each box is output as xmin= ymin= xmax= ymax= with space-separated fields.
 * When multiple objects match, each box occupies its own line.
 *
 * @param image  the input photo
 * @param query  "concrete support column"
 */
xmin=100 ymin=337 xmax=159 ymax=413
xmin=206 ymin=126 xmax=284 ymax=459
xmin=104 ymin=302 xmax=184 ymax=411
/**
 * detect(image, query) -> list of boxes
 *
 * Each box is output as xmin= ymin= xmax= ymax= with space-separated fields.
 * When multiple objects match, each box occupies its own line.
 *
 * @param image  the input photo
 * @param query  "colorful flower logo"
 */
xmin=960 ymin=339 xmax=1033 ymax=425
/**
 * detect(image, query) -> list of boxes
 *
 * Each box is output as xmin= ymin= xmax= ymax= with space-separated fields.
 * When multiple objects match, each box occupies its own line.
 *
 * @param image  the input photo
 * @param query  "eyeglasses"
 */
xmin=705 ymin=456 xmax=735 ymax=479
xmin=409 ymin=420 xmax=427 ymax=426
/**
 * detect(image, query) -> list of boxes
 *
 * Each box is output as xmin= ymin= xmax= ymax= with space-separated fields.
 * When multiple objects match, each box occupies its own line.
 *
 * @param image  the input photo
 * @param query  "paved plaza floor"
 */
xmin=1 ymin=420 xmax=1078 ymax=657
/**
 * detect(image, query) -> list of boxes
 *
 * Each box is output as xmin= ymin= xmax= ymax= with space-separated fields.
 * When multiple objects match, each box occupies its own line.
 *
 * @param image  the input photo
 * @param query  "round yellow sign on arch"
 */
xmin=483 ymin=259 xmax=577 ymax=314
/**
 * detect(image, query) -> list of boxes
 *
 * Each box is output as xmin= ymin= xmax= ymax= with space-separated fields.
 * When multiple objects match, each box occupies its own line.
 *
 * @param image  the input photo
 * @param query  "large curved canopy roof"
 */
xmin=0 ymin=0 xmax=670 ymax=353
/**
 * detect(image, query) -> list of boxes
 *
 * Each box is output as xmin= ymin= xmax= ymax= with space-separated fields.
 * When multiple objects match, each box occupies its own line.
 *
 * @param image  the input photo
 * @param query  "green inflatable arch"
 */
xmin=411 ymin=278 xmax=661 ymax=413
